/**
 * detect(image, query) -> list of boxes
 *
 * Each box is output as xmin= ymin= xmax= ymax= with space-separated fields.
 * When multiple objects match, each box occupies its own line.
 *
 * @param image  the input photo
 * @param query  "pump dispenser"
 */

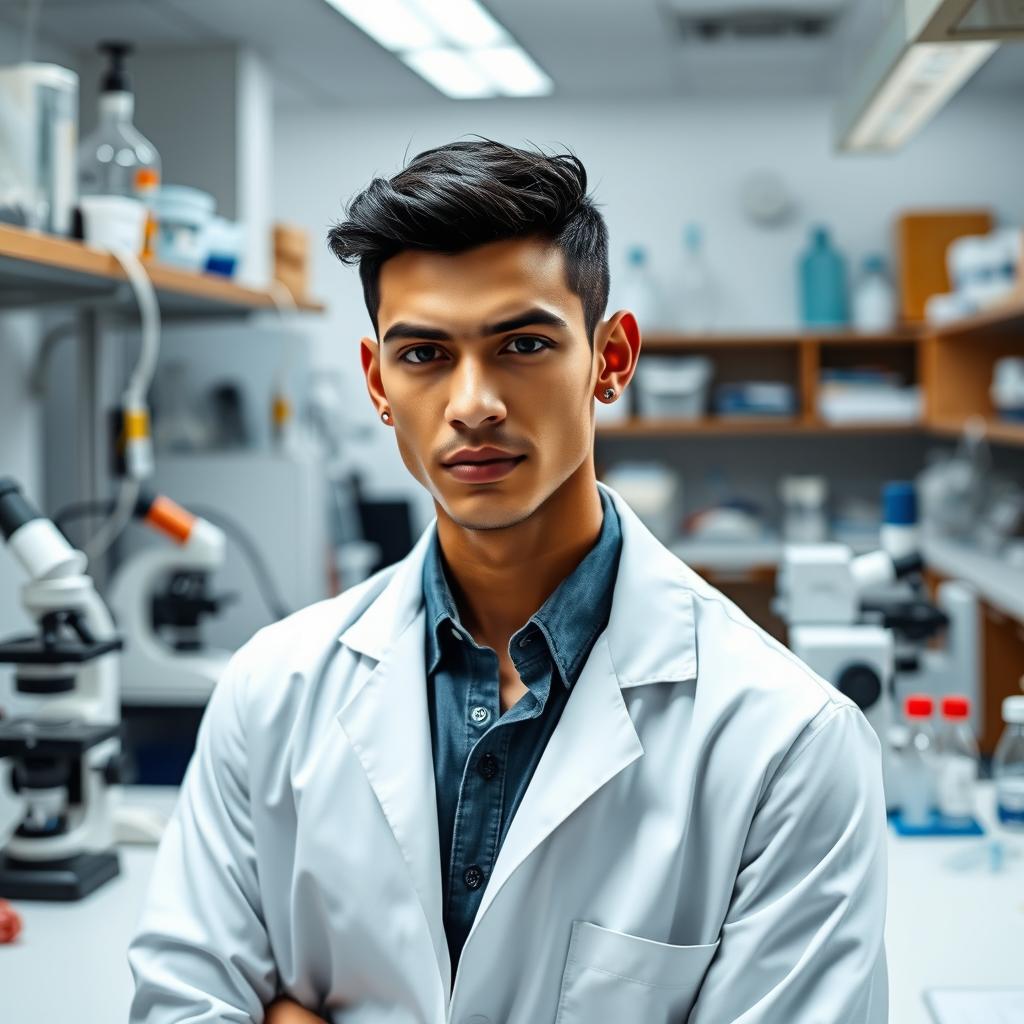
xmin=78 ymin=41 xmax=161 ymax=253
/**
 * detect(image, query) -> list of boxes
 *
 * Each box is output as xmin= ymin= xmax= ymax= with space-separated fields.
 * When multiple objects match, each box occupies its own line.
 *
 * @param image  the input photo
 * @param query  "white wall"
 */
xmin=273 ymin=92 xmax=1024 ymax=520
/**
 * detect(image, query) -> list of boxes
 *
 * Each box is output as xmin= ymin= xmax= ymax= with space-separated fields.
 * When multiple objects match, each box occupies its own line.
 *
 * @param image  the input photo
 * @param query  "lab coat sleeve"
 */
xmin=688 ymin=702 xmax=888 ymax=1024
xmin=127 ymin=650 xmax=278 ymax=1023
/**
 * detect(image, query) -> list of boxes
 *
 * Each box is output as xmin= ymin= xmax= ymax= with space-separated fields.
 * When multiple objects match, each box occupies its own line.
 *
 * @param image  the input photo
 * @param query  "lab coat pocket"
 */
xmin=554 ymin=920 xmax=720 ymax=1024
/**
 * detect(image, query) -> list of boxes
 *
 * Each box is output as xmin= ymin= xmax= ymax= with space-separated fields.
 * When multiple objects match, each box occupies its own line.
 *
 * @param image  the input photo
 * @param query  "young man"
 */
xmin=129 ymin=140 xmax=887 ymax=1023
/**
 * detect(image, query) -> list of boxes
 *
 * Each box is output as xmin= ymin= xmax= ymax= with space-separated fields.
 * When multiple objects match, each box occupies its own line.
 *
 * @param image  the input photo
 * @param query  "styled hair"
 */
xmin=327 ymin=137 xmax=609 ymax=344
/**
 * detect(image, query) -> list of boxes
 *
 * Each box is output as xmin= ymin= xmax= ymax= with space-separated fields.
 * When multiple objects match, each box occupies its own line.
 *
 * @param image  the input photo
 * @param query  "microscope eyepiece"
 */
xmin=0 ymin=477 xmax=41 ymax=541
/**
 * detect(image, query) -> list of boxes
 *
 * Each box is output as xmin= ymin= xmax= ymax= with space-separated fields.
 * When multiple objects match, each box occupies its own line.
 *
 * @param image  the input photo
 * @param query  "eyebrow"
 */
xmin=381 ymin=307 xmax=569 ymax=344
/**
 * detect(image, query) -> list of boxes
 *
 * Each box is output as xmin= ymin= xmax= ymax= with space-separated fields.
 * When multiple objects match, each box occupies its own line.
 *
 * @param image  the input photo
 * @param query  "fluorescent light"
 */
xmin=410 ymin=0 xmax=508 ymax=48
xmin=324 ymin=0 xmax=554 ymax=99
xmin=846 ymin=40 xmax=997 ymax=150
xmin=401 ymin=48 xmax=497 ymax=98
xmin=469 ymin=45 xmax=553 ymax=97
xmin=325 ymin=0 xmax=440 ymax=52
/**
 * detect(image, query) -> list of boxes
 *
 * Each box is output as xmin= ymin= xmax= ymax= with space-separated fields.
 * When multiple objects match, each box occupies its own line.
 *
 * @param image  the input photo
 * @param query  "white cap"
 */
xmin=1004 ymin=696 xmax=1024 ymax=725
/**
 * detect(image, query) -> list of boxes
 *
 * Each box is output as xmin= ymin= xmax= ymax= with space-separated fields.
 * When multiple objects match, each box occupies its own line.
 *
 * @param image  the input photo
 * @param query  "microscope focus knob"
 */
xmin=836 ymin=663 xmax=883 ymax=712
xmin=98 ymin=753 xmax=127 ymax=786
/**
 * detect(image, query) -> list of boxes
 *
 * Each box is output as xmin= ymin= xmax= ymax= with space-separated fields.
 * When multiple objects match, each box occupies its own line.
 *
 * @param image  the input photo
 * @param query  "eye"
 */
xmin=398 ymin=344 xmax=445 ymax=365
xmin=503 ymin=335 xmax=552 ymax=355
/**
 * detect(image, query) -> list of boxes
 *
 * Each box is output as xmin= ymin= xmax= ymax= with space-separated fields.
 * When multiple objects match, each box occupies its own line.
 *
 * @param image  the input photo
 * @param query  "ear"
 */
xmin=360 ymin=336 xmax=388 ymax=416
xmin=594 ymin=309 xmax=641 ymax=403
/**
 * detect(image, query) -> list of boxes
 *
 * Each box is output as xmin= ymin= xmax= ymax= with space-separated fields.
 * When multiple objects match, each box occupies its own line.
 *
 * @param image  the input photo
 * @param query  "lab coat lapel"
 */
xmin=335 ymin=525 xmax=451 ymax=996
xmin=468 ymin=632 xmax=644 ymax=928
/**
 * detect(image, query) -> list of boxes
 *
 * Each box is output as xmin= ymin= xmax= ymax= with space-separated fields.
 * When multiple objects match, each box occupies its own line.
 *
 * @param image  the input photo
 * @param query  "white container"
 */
xmin=635 ymin=356 xmax=712 ymax=419
xmin=852 ymin=255 xmax=895 ymax=331
xmin=779 ymin=475 xmax=828 ymax=543
xmin=991 ymin=357 xmax=1024 ymax=421
xmin=79 ymin=194 xmax=146 ymax=253
xmin=153 ymin=184 xmax=215 ymax=269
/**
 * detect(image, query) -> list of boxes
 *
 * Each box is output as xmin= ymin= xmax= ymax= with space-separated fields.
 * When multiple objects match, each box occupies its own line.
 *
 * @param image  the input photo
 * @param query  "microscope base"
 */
xmin=0 ymin=849 xmax=120 ymax=901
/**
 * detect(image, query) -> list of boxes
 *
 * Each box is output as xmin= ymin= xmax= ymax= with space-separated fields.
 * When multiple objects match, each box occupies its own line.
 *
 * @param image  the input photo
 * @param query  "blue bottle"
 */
xmin=799 ymin=226 xmax=849 ymax=327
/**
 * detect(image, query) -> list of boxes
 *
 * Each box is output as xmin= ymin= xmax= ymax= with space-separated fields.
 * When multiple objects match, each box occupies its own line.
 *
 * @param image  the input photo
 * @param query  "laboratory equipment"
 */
xmin=712 ymin=380 xmax=795 ymax=417
xmin=993 ymin=695 xmax=1024 ymax=831
xmin=107 ymin=489 xmax=232 ymax=707
xmin=776 ymin=536 xmax=979 ymax=810
xmin=936 ymin=696 xmax=978 ymax=823
xmin=799 ymin=225 xmax=849 ymax=327
xmin=601 ymin=462 xmax=682 ymax=544
xmin=779 ymin=475 xmax=828 ymax=544
xmin=991 ymin=357 xmax=1024 ymax=422
xmin=676 ymin=222 xmax=716 ymax=332
xmin=78 ymin=42 xmax=160 ymax=202
xmin=152 ymin=184 xmax=215 ymax=270
xmin=0 ymin=478 xmax=123 ymax=900
xmin=0 ymin=62 xmax=78 ymax=234
xmin=78 ymin=193 xmax=147 ymax=253
xmin=852 ymin=254 xmax=895 ymax=332
xmin=203 ymin=216 xmax=244 ymax=277
xmin=635 ymin=355 xmax=712 ymax=419
xmin=880 ymin=481 xmax=918 ymax=561
xmin=618 ymin=245 xmax=667 ymax=331
xmin=902 ymin=695 xmax=937 ymax=828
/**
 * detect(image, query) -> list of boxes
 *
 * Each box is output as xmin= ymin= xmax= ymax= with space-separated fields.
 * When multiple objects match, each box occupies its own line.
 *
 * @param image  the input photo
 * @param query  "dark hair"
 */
xmin=327 ymin=137 xmax=609 ymax=344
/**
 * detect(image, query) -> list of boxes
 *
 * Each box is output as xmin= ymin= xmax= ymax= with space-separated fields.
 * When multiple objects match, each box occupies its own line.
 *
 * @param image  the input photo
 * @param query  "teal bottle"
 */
xmin=799 ymin=226 xmax=849 ymax=327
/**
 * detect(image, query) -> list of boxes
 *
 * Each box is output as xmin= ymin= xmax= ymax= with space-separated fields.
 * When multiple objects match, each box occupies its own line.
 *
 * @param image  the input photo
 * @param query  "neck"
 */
xmin=434 ymin=460 xmax=603 ymax=652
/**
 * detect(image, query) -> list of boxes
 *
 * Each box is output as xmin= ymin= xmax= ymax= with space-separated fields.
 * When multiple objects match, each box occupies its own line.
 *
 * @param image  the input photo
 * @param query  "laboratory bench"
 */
xmin=2 ymin=785 xmax=1021 ymax=1024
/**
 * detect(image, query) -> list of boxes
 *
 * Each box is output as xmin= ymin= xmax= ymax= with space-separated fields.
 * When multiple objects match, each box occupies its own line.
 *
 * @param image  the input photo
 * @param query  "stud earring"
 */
xmin=380 ymin=409 xmax=391 ymax=424
xmin=602 ymin=388 xmax=615 ymax=400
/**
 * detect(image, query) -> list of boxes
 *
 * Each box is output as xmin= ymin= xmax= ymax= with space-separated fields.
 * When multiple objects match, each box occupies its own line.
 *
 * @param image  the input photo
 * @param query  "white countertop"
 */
xmin=2 ymin=785 xmax=1023 ymax=1023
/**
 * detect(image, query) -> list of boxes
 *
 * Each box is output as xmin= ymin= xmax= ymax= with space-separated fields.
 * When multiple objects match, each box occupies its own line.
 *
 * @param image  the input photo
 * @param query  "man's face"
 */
xmin=364 ymin=236 xmax=599 ymax=531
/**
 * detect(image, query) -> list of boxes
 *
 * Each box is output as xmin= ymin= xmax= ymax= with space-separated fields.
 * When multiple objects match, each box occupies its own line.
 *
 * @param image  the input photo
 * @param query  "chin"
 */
xmin=438 ymin=489 xmax=540 ymax=532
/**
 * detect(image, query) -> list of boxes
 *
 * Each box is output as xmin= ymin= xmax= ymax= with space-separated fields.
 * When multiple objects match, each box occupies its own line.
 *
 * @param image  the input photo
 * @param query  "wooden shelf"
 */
xmin=929 ymin=416 xmax=1024 ymax=446
xmin=0 ymin=223 xmax=324 ymax=318
xmin=925 ymin=292 xmax=1024 ymax=338
xmin=598 ymin=417 xmax=923 ymax=438
xmin=642 ymin=330 xmax=920 ymax=350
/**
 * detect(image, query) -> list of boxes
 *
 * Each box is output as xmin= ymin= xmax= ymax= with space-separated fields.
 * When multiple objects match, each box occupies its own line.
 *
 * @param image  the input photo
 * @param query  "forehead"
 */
xmin=376 ymin=236 xmax=585 ymax=335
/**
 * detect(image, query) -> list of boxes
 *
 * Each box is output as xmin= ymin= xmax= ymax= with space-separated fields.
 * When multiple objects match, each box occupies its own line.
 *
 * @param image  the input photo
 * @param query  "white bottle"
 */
xmin=677 ymin=223 xmax=716 ymax=334
xmin=994 ymin=695 xmax=1024 ymax=832
xmin=901 ymin=694 xmax=936 ymax=827
xmin=936 ymin=696 xmax=978 ymax=822
xmin=852 ymin=255 xmax=895 ymax=332
xmin=619 ymin=245 xmax=666 ymax=332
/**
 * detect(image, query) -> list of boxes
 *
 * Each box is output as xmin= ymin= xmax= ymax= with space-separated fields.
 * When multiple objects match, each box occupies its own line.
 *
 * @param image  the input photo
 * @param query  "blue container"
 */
xmin=799 ymin=226 xmax=849 ymax=327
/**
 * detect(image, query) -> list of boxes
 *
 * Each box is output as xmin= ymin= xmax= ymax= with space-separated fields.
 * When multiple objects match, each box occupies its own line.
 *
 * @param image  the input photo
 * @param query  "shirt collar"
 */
xmin=423 ymin=487 xmax=622 ymax=687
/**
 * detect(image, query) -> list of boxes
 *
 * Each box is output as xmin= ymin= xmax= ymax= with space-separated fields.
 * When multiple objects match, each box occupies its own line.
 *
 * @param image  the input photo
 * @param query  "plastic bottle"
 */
xmin=799 ymin=226 xmax=849 ymax=328
xmin=78 ymin=41 xmax=161 ymax=254
xmin=901 ymin=694 xmax=937 ymax=827
xmin=852 ymin=254 xmax=896 ymax=332
xmin=619 ymin=246 xmax=666 ymax=331
xmin=677 ymin=223 xmax=716 ymax=333
xmin=993 ymin=695 xmax=1024 ymax=832
xmin=936 ymin=696 xmax=978 ymax=822
xmin=880 ymin=481 xmax=919 ymax=562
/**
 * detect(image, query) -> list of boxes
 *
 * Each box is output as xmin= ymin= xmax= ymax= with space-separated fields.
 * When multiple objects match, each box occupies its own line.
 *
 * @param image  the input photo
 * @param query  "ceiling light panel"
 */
xmin=324 ymin=0 xmax=553 ymax=98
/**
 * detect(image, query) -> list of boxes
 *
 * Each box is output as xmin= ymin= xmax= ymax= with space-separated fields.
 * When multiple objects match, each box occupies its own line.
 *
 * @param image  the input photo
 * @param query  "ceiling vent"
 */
xmin=663 ymin=1 xmax=848 ymax=41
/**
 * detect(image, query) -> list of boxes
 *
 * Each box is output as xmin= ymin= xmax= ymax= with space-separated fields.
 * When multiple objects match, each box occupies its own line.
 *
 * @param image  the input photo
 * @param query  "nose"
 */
xmin=444 ymin=357 xmax=506 ymax=430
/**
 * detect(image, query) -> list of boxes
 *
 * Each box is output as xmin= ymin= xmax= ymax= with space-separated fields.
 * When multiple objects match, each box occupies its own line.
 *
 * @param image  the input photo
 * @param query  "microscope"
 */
xmin=775 ymin=542 xmax=978 ymax=810
xmin=0 ymin=478 xmax=124 ymax=900
xmin=107 ymin=490 xmax=232 ymax=706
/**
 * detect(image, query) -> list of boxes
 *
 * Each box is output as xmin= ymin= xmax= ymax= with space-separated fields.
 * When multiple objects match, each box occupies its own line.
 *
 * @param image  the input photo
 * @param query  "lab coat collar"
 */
xmin=337 ymin=481 xmax=698 ymax=690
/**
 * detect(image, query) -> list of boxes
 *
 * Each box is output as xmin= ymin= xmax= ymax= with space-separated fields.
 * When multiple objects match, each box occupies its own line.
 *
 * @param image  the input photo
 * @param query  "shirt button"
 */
xmin=463 ymin=864 xmax=484 ymax=890
xmin=470 ymin=706 xmax=490 ymax=725
xmin=477 ymin=753 xmax=499 ymax=780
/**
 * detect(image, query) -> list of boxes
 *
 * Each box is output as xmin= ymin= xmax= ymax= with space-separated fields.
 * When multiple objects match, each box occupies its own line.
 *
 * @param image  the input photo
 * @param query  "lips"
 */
xmin=443 ymin=454 xmax=526 ymax=483
xmin=443 ymin=446 xmax=523 ymax=466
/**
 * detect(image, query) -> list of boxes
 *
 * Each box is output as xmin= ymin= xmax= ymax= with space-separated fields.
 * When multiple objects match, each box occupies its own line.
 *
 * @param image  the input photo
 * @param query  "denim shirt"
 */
xmin=422 ymin=486 xmax=622 ymax=976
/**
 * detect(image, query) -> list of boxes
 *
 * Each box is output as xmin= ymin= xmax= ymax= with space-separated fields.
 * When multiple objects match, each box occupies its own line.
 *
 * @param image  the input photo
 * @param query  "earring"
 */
xmin=380 ymin=409 xmax=391 ymax=424
xmin=602 ymin=388 xmax=615 ymax=401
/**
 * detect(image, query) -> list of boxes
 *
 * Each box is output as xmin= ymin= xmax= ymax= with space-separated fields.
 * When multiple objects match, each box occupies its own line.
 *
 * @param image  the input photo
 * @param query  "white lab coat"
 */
xmin=128 ymin=482 xmax=888 ymax=1024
